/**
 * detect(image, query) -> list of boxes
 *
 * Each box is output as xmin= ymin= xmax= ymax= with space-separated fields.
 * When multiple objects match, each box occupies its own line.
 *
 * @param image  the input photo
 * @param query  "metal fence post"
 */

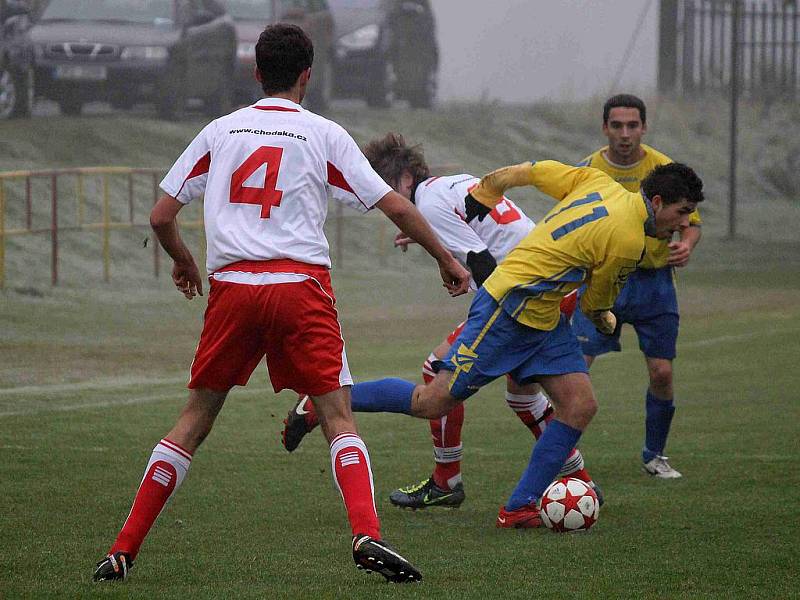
xmin=0 ymin=179 xmax=5 ymax=290
xmin=335 ymin=201 xmax=343 ymax=268
xmin=103 ymin=174 xmax=111 ymax=282
xmin=51 ymin=173 xmax=58 ymax=286
xmin=728 ymin=0 xmax=741 ymax=240
xmin=76 ymin=172 xmax=84 ymax=226
xmin=152 ymin=173 xmax=159 ymax=278
xmin=25 ymin=176 xmax=31 ymax=231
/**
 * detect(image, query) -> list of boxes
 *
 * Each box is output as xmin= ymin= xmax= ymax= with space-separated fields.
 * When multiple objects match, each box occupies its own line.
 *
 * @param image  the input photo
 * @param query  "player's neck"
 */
xmin=603 ymin=146 xmax=645 ymax=168
xmin=266 ymin=90 xmax=302 ymax=104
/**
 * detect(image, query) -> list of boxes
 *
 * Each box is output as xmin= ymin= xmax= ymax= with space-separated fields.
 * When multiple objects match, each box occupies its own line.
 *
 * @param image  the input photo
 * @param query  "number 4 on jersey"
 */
xmin=230 ymin=146 xmax=284 ymax=218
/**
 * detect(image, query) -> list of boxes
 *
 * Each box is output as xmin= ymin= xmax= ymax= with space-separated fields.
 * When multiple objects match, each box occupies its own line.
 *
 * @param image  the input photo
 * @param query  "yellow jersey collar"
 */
xmin=641 ymin=191 xmax=656 ymax=237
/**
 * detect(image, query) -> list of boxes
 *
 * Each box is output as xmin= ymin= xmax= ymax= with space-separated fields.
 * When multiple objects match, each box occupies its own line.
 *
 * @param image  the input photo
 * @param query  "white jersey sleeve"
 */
xmin=160 ymin=121 xmax=216 ymax=204
xmin=325 ymin=122 xmax=391 ymax=213
xmin=417 ymin=194 xmax=488 ymax=265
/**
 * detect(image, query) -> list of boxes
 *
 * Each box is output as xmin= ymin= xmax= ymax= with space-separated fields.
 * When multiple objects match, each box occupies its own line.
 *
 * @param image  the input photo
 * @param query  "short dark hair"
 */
xmin=641 ymin=163 xmax=704 ymax=205
xmin=603 ymin=94 xmax=646 ymax=124
xmin=255 ymin=24 xmax=314 ymax=95
xmin=363 ymin=133 xmax=431 ymax=192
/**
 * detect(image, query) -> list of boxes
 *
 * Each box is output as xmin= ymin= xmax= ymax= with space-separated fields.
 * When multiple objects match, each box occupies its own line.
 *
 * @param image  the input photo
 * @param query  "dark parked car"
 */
xmin=220 ymin=0 xmax=333 ymax=111
xmin=329 ymin=0 xmax=437 ymax=108
xmin=0 ymin=0 xmax=33 ymax=119
xmin=28 ymin=0 xmax=236 ymax=117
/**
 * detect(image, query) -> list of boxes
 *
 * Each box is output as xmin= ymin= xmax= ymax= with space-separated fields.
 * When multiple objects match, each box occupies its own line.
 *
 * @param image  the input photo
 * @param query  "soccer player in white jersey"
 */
xmin=92 ymin=25 xmax=469 ymax=584
xmin=282 ymin=133 xmax=601 ymax=526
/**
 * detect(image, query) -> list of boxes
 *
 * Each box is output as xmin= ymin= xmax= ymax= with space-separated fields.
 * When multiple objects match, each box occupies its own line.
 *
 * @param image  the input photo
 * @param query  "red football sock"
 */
xmin=431 ymin=402 xmax=464 ymax=490
xmin=330 ymin=432 xmax=380 ymax=539
xmin=110 ymin=438 xmax=192 ymax=559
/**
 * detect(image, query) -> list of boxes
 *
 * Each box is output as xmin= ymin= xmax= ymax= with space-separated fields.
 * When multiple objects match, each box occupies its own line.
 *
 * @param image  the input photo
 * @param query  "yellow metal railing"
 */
xmin=0 ymin=167 xmax=203 ymax=288
xmin=0 ymin=163 xmax=460 ymax=289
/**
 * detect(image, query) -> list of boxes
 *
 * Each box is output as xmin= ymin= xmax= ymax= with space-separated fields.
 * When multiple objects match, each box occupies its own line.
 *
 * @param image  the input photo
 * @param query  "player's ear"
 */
xmin=254 ymin=66 xmax=263 ymax=84
xmin=650 ymin=194 xmax=663 ymax=212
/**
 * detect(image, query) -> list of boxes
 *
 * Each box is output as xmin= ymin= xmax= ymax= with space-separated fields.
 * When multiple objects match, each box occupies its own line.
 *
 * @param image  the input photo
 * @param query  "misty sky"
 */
xmin=432 ymin=0 xmax=658 ymax=102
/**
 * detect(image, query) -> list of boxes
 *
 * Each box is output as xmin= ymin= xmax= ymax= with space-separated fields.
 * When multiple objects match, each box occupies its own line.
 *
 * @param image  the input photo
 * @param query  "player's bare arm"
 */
xmin=150 ymin=194 xmax=203 ymax=299
xmin=668 ymin=224 xmax=702 ymax=267
xmin=375 ymin=191 xmax=470 ymax=296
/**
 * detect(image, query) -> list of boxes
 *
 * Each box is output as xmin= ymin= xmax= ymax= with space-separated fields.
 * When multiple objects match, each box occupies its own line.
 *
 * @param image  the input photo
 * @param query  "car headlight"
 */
xmin=336 ymin=24 xmax=380 ymax=52
xmin=237 ymin=42 xmax=255 ymax=60
xmin=120 ymin=46 xmax=168 ymax=60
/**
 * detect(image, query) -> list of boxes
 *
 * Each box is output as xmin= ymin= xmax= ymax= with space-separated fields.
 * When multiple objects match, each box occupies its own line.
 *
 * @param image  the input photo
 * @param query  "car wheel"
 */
xmin=0 ymin=67 xmax=19 ymax=119
xmin=366 ymin=59 xmax=394 ymax=108
xmin=156 ymin=65 xmax=186 ymax=120
xmin=304 ymin=57 xmax=332 ymax=113
xmin=204 ymin=72 xmax=233 ymax=117
xmin=109 ymin=95 xmax=135 ymax=111
xmin=58 ymin=96 xmax=83 ymax=116
xmin=407 ymin=68 xmax=437 ymax=109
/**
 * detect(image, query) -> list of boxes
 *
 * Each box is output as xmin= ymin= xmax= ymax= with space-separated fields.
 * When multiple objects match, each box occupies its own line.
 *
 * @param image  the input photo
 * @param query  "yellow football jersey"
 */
xmin=578 ymin=143 xmax=701 ymax=269
xmin=482 ymin=160 xmax=649 ymax=331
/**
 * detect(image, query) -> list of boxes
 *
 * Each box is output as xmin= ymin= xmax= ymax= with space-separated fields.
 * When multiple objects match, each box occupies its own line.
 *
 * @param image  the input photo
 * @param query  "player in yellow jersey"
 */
xmin=573 ymin=94 xmax=702 ymax=479
xmin=330 ymin=158 xmax=703 ymax=524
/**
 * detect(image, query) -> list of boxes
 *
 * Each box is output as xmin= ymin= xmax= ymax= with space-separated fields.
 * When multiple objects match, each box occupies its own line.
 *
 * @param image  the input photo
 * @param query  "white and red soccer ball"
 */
xmin=540 ymin=477 xmax=600 ymax=532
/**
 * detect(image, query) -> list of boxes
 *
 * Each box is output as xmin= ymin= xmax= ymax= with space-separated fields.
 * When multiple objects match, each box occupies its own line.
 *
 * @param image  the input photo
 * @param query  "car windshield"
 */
xmin=218 ymin=0 xmax=275 ymax=21
xmin=40 ymin=0 xmax=176 ymax=25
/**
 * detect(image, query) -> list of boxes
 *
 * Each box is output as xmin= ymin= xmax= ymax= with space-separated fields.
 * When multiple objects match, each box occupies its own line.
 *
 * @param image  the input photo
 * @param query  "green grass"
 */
xmin=1 ymin=100 xmax=799 ymax=597
xmin=1 ymin=265 xmax=799 ymax=599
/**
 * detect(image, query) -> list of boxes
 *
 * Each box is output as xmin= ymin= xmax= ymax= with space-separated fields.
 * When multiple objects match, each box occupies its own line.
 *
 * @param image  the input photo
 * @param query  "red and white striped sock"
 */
xmin=506 ymin=391 xmax=593 ymax=483
xmin=430 ymin=402 xmax=464 ymax=490
xmin=422 ymin=352 xmax=438 ymax=384
xmin=110 ymin=438 xmax=192 ymax=559
xmin=330 ymin=432 xmax=380 ymax=539
xmin=506 ymin=390 xmax=552 ymax=437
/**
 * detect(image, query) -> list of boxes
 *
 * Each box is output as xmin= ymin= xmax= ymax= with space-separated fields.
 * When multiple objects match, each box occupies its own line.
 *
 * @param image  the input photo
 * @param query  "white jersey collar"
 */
xmin=253 ymin=97 xmax=304 ymax=111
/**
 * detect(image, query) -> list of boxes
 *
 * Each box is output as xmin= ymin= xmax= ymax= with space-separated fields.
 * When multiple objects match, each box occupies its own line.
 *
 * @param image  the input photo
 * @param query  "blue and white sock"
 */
xmin=643 ymin=390 xmax=675 ymax=463
xmin=350 ymin=378 xmax=415 ymax=415
xmin=505 ymin=420 xmax=582 ymax=511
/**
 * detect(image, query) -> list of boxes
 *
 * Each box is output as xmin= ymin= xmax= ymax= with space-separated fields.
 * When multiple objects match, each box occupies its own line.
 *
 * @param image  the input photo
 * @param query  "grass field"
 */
xmin=1 ymin=263 xmax=799 ymax=599
xmin=1 ymin=100 xmax=800 ymax=598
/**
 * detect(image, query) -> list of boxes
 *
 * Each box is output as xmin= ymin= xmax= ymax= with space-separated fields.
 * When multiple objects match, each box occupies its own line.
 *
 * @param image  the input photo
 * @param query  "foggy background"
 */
xmin=433 ymin=0 xmax=658 ymax=102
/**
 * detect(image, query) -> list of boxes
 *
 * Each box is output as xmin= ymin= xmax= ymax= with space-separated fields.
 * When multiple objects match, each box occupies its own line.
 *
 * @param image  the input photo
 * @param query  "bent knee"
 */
xmin=648 ymin=364 xmax=673 ymax=390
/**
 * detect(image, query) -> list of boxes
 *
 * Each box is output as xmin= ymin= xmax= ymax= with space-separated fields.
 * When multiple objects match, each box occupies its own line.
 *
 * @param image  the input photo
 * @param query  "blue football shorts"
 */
xmin=436 ymin=287 xmax=588 ymax=401
xmin=572 ymin=266 xmax=679 ymax=360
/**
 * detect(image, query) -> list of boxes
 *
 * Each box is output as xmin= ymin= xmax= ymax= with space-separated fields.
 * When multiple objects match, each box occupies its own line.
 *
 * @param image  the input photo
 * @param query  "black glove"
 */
xmin=464 ymin=193 xmax=492 ymax=223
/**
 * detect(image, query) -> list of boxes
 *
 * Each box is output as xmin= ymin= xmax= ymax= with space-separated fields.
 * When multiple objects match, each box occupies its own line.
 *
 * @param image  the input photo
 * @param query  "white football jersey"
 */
xmin=414 ymin=174 xmax=535 ymax=288
xmin=160 ymin=98 xmax=391 ymax=274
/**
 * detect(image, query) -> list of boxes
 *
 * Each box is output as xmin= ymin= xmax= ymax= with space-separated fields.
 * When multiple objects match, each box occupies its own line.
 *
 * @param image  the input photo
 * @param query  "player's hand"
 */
xmin=394 ymin=231 xmax=416 ymax=252
xmin=667 ymin=240 xmax=692 ymax=267
xmin=439 ymin=259 xmax=471 ymax=297
xmin=591 ymin=310 xmax=616 ymax=335
xmin=172 ymin=258 xmax=204 ymax=300
xmin=464 ymin=193 xmax=492 ymax=223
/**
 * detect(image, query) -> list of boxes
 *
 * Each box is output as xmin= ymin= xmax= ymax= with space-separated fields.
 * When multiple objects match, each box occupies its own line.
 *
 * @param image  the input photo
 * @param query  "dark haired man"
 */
xmin=92 ymin=24 xmax=470 ymax=584
xmin=574 ymin=94 xmax=703 ymax=479
xmin=282 ymin=133 xmax=602 ymax=525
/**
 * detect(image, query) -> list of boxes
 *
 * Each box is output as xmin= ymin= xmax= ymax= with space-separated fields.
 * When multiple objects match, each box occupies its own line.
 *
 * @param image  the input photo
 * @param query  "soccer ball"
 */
xmin=540 ymin=477 xmax=600 ymax=532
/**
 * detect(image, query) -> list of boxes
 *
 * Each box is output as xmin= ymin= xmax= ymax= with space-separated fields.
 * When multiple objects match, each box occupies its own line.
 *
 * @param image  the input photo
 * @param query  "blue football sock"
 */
xmin=350 ymin=378 xmax=415 ymax=414
xmin=506 ymin=420 xmax=582 ymax=511
xmin=643 ymin=391 xmax=675 ymax=463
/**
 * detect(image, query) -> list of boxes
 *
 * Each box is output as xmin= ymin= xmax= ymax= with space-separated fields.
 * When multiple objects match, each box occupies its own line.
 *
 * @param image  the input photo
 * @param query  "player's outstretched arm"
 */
xmin=375 ymin=191 xmax=470 ymax=296
xmin=464 ymin=162 xmax=536 ymax=222
xmin=150 ymin=194 xmax=204 ymax=300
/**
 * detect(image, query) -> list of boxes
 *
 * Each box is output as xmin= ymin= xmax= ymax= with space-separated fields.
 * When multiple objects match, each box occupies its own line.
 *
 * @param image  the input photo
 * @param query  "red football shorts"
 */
xmin=189 ymin=260 xmax=351 ymax=396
